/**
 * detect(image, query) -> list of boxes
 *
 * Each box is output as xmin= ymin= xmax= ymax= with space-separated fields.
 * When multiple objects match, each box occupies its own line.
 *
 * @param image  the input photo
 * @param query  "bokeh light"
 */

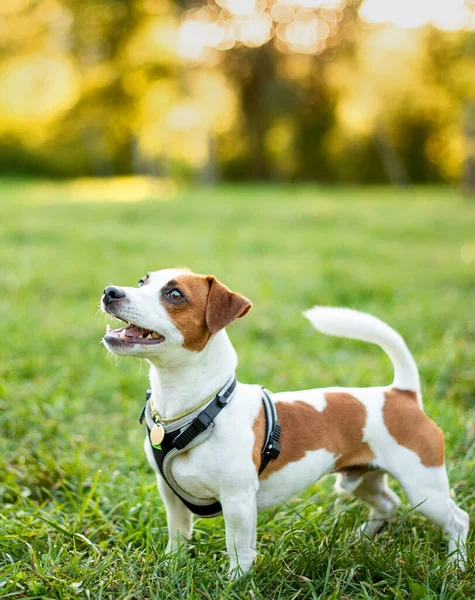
xmin=360 ymin=0 xmax=475 ymax=31
xmin=0 ymin=0 xmax=472 ymax=184
xmin=0 ymin=55 xmax=79 ymax=126
xmin=175 ymin=0 xmax=347 ymax=56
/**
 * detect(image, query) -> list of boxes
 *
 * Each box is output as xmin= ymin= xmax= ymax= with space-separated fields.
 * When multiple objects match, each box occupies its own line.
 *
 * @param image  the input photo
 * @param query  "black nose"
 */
xmin=103 ymin=286 xmax=125 ymax=305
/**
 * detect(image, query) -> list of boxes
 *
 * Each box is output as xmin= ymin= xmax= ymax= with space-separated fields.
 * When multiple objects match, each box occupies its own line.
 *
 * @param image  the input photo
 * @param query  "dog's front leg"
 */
xmin=221 ymin=489 xmax=257 ymax=578
xmin=156 ymin=474 xmax=193 ymax=554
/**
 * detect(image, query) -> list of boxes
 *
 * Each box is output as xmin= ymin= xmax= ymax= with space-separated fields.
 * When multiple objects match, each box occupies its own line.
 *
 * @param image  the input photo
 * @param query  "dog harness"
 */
xmin=139 ymin=375 xmax=281 ymax=518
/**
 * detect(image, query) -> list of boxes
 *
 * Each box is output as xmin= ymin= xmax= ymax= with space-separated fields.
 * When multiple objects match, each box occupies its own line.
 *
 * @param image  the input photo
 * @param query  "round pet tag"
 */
xmin=151 ymin=423 xmax=165 ymax=447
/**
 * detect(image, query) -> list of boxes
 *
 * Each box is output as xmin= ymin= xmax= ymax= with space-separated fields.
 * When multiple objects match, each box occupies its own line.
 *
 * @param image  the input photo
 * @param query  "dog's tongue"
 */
xmin=125 ymin=325 xmax=149 ymax=337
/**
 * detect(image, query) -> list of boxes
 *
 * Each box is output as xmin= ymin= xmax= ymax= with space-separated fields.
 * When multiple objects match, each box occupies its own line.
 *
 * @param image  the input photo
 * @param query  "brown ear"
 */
xmin=205 ymin=276 xmax=252 ymax=335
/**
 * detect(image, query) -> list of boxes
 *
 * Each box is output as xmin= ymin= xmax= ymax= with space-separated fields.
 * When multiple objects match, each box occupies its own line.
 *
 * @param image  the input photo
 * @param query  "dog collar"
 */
xmin=149 ymin=388 xmax=222 ymax=424
xmin=140 ymin=375 xmax=236 ymax=432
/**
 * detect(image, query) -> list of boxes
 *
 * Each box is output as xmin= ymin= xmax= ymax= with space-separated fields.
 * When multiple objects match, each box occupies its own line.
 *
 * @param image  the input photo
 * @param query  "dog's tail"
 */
xmin=304 ymin=306 xmax=421 ymax=405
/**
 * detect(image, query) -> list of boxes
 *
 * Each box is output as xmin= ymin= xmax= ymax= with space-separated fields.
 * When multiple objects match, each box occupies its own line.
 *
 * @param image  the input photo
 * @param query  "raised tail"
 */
xmin=304 ymin=306 xmax=421 ymax=403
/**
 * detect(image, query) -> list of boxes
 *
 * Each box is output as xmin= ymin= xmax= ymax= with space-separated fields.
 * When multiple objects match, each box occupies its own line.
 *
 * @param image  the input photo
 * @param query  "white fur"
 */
xmin=304 ymin=307 xmax=421 ymax=403
xmin=102 ymin=272 xmax=469 ymax=576
xmin=272 ymin=388 xmax=328 ymax=412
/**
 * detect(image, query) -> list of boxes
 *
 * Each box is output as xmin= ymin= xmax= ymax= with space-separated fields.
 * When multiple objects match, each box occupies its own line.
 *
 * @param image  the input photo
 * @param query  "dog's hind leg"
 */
xmin=395 ymin=465 xmax=469 ymax=567
xmin=156 ymin=473 xmax=193 ymax=554
xmin=336 ymin=469 xmax=401 ymax=537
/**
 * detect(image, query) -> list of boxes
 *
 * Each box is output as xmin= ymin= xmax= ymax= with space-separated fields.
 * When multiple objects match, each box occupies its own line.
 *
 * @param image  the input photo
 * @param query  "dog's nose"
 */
xmin=103 ymin=286 xmax=125 ymax=305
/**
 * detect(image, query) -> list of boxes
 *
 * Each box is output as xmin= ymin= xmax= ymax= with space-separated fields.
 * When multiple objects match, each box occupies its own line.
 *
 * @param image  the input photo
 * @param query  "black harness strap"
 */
xmin=173 ymin=378 xmax=237 ymax=451
xmin=259 ymin=388 xmax=282 ymax=475
xmin=140 ymin=380 xmax=281 ymax=518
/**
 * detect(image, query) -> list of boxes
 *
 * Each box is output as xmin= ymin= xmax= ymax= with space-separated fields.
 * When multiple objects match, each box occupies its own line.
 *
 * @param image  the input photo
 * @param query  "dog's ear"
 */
xmin=205 ymin=276 xmax=252 ymax=335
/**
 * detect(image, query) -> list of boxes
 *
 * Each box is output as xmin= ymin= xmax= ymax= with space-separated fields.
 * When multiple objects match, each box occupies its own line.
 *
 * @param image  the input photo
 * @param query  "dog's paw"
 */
xmin=358 ymin=519 xmax=387 ymax=539
xmin=227 ymin=554 xmax=255 ymax=581
xmin=165 ymin=535 xmax=190 ymax=556
xmin=447 ymin=547 xmax=469 ymax=572
xmin=228 ymin=565 xmax=252 ymax=582
xmin=165 ymin=541 xmax=179 ymax=555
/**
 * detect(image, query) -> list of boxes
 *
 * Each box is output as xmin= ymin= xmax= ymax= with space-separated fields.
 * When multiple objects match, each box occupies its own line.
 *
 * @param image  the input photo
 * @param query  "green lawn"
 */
xmin=1 ymin=179 xmax=474 ymax=599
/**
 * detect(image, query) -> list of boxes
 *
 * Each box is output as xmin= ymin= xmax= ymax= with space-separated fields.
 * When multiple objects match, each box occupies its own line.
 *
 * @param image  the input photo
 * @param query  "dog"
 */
xmin=101 ymin=268 xmax=469 ymax=575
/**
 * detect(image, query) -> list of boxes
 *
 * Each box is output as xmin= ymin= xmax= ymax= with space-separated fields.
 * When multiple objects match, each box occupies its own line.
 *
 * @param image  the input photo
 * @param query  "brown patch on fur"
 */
xmin=205 ymin=276 xmax=252 ymax=335
xmin=163 ymin=274 xmax=252 ymax=352
xmin=383 ymin=389 xmax=445 ymax=467
xmin=252 ymin=406 xmax=266 ymax=472
xmin=337 ymin=466 xmax=371 ymax=479
xmin=164 ymin=274 xmax=212 ymax=352
xmin=252 ymin=393 xmax=375 ymax=479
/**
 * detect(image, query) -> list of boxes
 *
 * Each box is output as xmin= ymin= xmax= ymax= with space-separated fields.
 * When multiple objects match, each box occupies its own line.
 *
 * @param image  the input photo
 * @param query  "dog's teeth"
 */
xmin=106 ymin=323 xmax=111 ymax=334
xmin=119 ymin=329 xmax=126 ymax=339
xmin=151 ymin=332 xmax=161 ymax=339
xmin=146 ymin=334 xmax=152 ymax=339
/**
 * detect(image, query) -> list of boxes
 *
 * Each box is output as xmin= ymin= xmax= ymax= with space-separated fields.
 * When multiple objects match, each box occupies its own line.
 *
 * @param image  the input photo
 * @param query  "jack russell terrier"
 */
xmin=101 ymin=268 xmax=469 ymax=576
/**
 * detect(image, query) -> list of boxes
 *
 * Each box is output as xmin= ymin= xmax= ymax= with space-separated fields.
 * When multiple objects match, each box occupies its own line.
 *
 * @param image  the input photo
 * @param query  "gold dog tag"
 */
xmin=150 ymin=423 xmax=165 ymax=448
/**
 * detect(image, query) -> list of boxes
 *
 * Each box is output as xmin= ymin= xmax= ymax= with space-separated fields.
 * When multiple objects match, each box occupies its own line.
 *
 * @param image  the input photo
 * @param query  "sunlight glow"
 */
xmin=225 ymin=0 xmax=256 ymax=17
xmin=232 ymin=12 xmax=273 ymax=47
xmin=277 ymin=9 xmax=330 ymax=54
xmin=29 ymin=178 xmax=178 ymax=204
xmin=271 ymin=3 xmax=294 ymax=23
xmin=0 ymin=0 xmax=30 ymax=15
xmin=178 ymin=19 xmax=225 ymax=59
xmin=0 ymin=55 xmax=79 ymax=125
xmin=176 ymin=0 xmax=348 ymax=58
xmin=360 ymin=0 xmax=475 ymax=31
xmin=295 ymin=0 xmax=342 ymax=8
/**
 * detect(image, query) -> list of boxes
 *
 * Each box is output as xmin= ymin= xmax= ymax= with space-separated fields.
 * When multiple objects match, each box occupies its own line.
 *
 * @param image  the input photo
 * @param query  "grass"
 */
xmin=0 ymin=179 xmax=474 ymax=599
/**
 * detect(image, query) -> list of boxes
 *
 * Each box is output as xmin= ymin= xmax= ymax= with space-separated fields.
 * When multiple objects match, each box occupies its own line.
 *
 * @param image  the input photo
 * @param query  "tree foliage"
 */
xmin=0 ymin=0 xmax=473 ymax=183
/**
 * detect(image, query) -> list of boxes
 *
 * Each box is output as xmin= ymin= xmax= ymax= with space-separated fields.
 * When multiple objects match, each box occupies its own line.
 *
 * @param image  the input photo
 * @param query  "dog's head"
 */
xmin=101 ymin=268 xmax=252 ymax=358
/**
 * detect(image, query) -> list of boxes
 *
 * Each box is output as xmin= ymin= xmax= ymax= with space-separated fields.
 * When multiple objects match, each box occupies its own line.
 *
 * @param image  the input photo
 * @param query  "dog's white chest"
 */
xmin=170 ymin=451 xmax=218 ymax=500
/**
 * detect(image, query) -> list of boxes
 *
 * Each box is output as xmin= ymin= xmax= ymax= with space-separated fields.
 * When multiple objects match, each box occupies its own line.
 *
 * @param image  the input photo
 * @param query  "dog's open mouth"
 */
xmin=104 ymin=323 xmax=165 ymax=345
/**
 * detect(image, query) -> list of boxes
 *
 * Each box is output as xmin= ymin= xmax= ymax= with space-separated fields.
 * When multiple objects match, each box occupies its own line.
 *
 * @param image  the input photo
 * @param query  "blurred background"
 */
xmin=0 ymin=0 xmax=474 ymax=189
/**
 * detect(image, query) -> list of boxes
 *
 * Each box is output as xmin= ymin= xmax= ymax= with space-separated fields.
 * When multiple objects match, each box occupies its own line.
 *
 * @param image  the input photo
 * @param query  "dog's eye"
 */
xmin=138 ymin=276 xmax=147 ymax=288
xmin=167 ymin=289 xmax=184 ymax=302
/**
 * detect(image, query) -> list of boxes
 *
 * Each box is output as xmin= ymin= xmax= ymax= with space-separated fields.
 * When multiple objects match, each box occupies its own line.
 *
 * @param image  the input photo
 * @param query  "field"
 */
xmin=0 ymin=179 xmax=474 ymax=599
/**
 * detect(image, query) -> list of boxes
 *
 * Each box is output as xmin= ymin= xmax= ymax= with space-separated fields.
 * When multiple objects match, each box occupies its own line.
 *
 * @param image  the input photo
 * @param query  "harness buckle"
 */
xmin=265 ymin=440 xmax=280 ymax=460
xmin=264 ymin=421 xmax=281 ymax=461
xmin=194 ymin=410 xmax=214 ymax=431
xmin=172 ymin=410 xmax=212 ymax=450
xmin=216 ymin=395 xmax=228 ymax=407
xmin=140 ymin=389 xmax=153 ymax=424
